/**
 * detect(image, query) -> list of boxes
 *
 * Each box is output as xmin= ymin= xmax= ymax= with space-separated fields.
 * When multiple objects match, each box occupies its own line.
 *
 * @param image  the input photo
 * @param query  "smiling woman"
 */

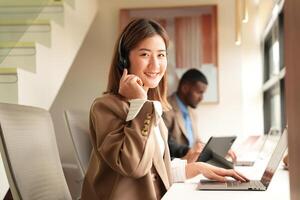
xmin=80 ymin=18 xmax=247 ymax=200
xmin=120 ymin=6 xmax=219 ymax=103
xmin=81 ymin=18 xmax=173 ymax=200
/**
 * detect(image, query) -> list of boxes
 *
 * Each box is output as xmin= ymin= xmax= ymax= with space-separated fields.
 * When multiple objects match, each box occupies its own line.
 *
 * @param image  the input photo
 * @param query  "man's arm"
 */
xmin=168 ymin=136 xmax=190 ymax=159
xmin=163 ymin=110 xmax=190 ymax=159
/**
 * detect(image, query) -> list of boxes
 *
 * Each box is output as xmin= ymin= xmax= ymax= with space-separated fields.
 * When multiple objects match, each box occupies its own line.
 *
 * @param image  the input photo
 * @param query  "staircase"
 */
xmin=0 ymin=0 xmax=63 ymax=104
xmin=0 ymin=0 xmax=98 ymax=110
xmin=0 ymin=0 xmax=98 ymax=199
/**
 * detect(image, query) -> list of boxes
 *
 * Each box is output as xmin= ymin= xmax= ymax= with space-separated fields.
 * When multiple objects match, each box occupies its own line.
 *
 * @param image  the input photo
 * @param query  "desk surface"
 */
xmin=162 ymin=160 xmax=290 ymax=200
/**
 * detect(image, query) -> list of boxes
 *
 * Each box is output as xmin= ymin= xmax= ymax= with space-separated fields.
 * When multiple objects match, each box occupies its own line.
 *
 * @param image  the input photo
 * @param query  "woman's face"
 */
xmin=128 ymin=34 xmax=167 ymax=90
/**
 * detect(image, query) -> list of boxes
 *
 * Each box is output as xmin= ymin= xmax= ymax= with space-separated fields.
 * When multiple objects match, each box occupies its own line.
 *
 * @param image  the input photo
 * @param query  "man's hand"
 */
xmin=226 ymin=149 xmax=237 ymax=162
xmin=181 ymin=142 xmax=204 ymax=163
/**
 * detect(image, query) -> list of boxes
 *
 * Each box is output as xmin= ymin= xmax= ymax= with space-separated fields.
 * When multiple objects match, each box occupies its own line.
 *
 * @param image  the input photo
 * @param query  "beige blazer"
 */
xmin=163 ymin=93 xmax=200 ymax=146
xmin=81 ymin=94 xmax=171 ymax=200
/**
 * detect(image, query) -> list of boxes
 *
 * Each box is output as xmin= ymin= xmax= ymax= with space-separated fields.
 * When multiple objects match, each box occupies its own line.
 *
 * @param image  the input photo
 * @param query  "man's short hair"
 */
xmin=178 ymin=68 xmax=208 ymax=87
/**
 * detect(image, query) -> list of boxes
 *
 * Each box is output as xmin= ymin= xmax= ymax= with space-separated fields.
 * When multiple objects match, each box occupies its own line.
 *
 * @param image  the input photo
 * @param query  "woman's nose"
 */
xmin=149 ymin=56 xmax=160 ymax=69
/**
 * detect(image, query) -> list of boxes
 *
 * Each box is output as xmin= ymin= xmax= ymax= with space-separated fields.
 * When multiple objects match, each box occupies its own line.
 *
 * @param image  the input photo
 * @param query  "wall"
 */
xmin=18 ymin=0 xmax=98 ymax=110
xmin=50 ymin=12 xmax=106 ymax=163
xmin=51 ymin=0 xmax=272 ymax=163
xmin=0 ymin=81 xmax=17 ymax=104
xmin=197 ymin=0 xmax=277 ymax=140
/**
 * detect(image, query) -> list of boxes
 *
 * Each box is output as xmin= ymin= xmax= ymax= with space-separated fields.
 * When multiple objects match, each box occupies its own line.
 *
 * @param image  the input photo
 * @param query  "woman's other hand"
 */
xmin=185 ymin=162 xmax=249 ymax=182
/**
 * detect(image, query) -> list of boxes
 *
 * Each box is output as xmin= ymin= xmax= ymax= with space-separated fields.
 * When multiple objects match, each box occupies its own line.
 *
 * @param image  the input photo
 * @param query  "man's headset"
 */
xmin=117 ymin=33 xmax=128 ymax=71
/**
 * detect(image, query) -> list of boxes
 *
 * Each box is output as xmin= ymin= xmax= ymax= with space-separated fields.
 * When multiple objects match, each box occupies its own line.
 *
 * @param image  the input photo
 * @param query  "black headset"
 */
xmin=117 ymin=33 xmax=128 ymax=71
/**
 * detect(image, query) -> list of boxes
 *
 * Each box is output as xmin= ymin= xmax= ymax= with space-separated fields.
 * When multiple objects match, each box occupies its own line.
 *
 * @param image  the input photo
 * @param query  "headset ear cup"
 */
xmin=122 ymin=58 xmax=128 ymax=69
xmin=118 ymin=57 xmax=127 ymax=70
xmin=118 ymin=32 xmax=128 ymax=70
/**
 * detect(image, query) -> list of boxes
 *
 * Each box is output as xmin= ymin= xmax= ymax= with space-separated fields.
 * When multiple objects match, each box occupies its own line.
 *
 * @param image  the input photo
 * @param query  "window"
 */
xmin=263 ymin=11 xmax=285 ymax=134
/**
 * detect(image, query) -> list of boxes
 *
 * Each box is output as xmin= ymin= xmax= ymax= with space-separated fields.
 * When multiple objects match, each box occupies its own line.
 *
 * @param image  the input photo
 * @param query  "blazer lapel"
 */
xmin=152 ymin=122 xmax=170 ymax=189
xmin=160 ymin=122 xmax=172 ymax=184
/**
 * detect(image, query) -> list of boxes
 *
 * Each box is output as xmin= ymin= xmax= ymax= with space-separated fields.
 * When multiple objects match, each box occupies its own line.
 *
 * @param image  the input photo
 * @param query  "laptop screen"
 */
xmin=260 ymin=128 xmax=287 ymax=187
xmin=258 ymin=128 xmax=281 ymax=160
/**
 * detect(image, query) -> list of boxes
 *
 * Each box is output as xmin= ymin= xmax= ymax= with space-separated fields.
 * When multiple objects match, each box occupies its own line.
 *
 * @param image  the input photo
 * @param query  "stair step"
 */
xmin=0 ymin=20 xmax=51 ymax=46
xmin=0 ymin=1 xmax=64 ymax=15
xmin=0 ymin=0 xmax=63 ymax=7
xmin=0 ymin=0 xmax=64 ymax=23
xmin=0 ymin=32 xmax=51 ymax=47
xmin=0 ymin=13 xmax=63 ymax=25
xmin=0 ymin=19 xmax=51 ymax=32
xmin=0 ymin=42 xmax=36 ymax=71
xmin=0 ymin=67 xmax=18 ymax=83
xmin=0 ymin=67 xmax=18 ymax=104
xmin=0 ymin=67 xmax=17 ymax=75
xmin=0 ymin=42 xmax=35 ymax=56
xmin=0 ymin=19 xmax=50 ymax=26
xmin=0 ymin=55 xmax=35 ymax=72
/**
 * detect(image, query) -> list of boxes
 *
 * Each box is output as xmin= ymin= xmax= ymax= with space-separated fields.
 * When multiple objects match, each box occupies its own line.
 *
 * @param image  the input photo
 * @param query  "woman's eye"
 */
xmin=140 ymin=53 xmax=149 ymax=57
xmin=158 ymin=53 xmax=166 ymax=57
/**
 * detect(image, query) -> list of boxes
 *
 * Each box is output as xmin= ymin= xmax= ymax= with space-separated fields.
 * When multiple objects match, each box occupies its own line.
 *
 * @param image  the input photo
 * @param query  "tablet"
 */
xmin=197 ymin=136 xmax=236 ymax=169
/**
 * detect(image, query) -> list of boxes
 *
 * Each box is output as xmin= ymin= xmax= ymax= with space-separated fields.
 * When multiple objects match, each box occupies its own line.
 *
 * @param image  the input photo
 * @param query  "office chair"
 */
xmin=64 ymin=110 xmax=92 ymax=200
xmin=0 ymin=103 xmax=72 ymax=200
xmin=64 ymin=110 xmax=91 ymax=176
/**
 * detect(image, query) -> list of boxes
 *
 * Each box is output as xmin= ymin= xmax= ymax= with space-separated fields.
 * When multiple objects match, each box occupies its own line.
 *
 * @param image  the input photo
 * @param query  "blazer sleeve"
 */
xmin=90 ymin=97 xmax=156 ymax=178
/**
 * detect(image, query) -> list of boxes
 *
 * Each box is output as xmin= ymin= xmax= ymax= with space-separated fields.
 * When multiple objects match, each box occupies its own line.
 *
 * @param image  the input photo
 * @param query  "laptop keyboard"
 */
xmin=199 ymin=179 xmax=266 ymax=190
xmin=226 ymin=180 xmax=241 ymax=187
xmin=226 ymin=180 xmax=264 ymax=190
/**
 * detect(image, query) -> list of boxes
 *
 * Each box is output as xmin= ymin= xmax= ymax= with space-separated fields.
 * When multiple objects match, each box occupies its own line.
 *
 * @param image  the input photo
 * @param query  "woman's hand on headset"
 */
xmin=119 ymin=69 xmax=147 ymax=100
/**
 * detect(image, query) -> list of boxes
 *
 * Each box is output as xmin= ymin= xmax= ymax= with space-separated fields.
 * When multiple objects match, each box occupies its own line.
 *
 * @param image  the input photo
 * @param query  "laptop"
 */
xmin=235 ymin=127 xmax=280 ymax=167
xmin=197 ymin=128 xmax=287 ymax=191
xmin=197 ymin=136 xmax=236 ymax=169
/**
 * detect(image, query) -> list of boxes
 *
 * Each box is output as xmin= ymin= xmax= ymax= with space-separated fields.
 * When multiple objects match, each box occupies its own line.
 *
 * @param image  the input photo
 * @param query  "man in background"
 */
xmin=163 ymin=68 xmax=236 ymax=163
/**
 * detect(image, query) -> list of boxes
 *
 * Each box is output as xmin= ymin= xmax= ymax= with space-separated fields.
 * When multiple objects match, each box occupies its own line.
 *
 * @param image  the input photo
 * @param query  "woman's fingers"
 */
xmin=216 ymin=168 xmax=249 ymax=182
xmin=122 ymin=74 xmax=136 ymax=83
xmin=120 ymin=69 xmax=143 ymax=87
xmin=231 ymin=170 xmax=249 ymax=182
xmin=123 ymin=74 xmax=142 ymax=85
xmin=121 ymin=70 xmax=141 ymax=85
xmin=136 ymin=77 xmax=143 ymax=86
xmin=198 ymin=162 xmax=226 ymax=182
xmin=201 ymin=163 xmax=249 ymax=182
xmin=118 ymin=71 xmax=146 ymax=100
xmin=204 ymin=171 xmax=227 ymax=182
xmin=120 ymin=68 xmax=128 ymax=82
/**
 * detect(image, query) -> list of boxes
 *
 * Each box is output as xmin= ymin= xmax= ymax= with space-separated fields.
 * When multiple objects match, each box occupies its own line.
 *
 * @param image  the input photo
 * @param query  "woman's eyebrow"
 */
xmin=138 ymin=48 xmax=166 ymax=52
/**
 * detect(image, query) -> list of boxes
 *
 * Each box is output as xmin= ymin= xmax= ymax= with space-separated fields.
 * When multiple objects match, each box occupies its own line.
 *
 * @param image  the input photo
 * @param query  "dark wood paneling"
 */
xmin=284 ymin=0 xmax=300 ymax=199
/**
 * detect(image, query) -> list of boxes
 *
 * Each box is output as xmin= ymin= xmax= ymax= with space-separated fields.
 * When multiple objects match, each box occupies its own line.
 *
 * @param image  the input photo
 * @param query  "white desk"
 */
xmin=162 ymin=160 xmax=290 ymax=200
